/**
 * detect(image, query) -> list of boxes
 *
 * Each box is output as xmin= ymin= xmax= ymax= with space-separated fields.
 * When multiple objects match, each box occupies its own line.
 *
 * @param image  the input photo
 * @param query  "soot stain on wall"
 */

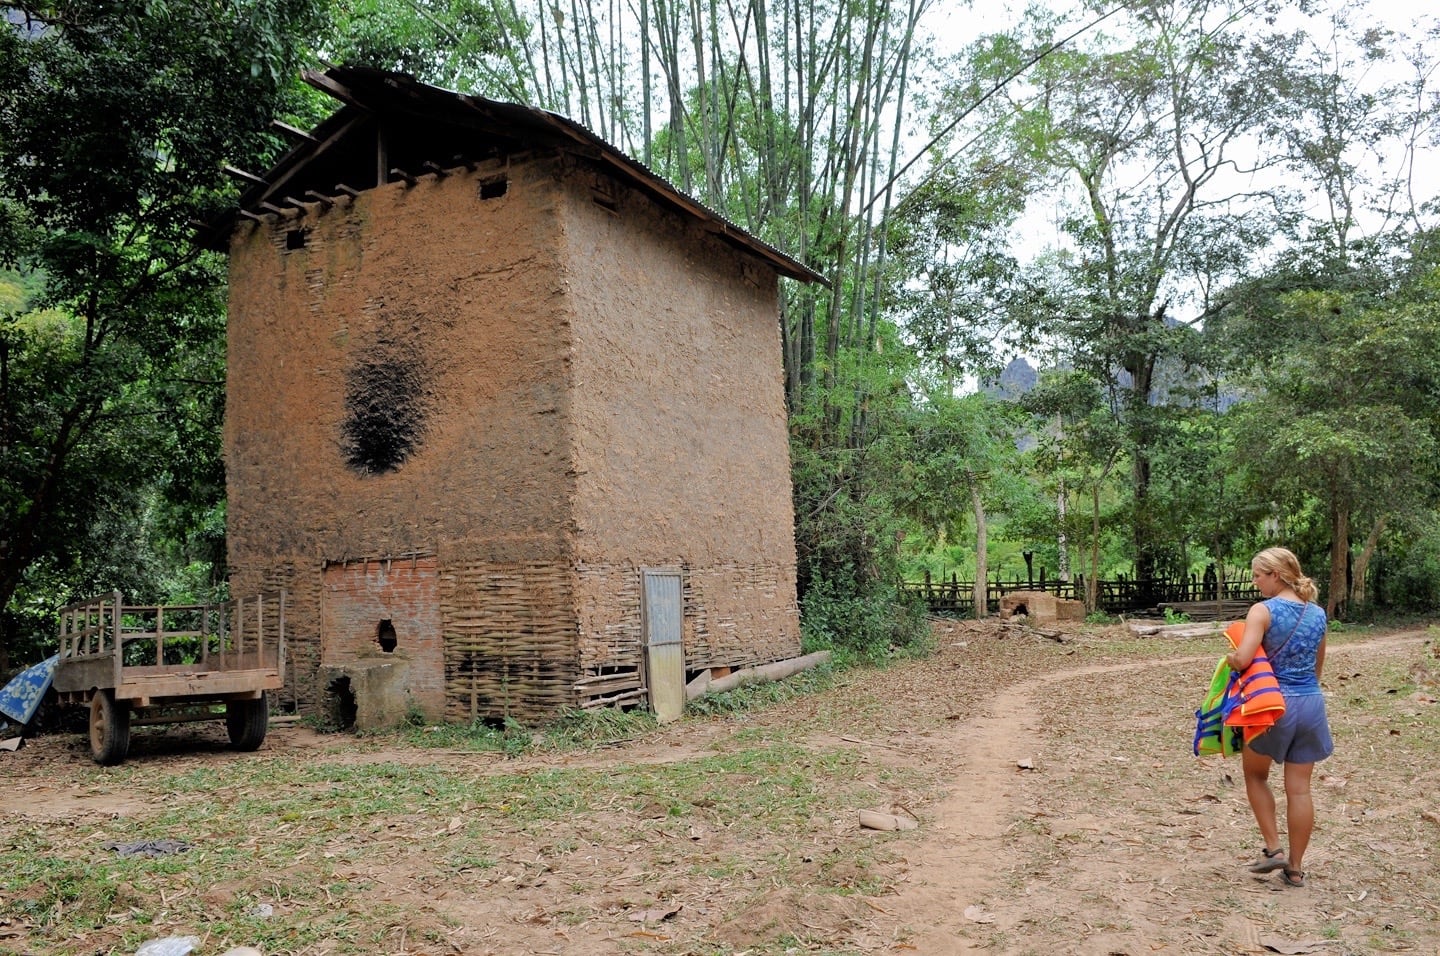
xmin=340 ymin=341 xmax=431 ymax=475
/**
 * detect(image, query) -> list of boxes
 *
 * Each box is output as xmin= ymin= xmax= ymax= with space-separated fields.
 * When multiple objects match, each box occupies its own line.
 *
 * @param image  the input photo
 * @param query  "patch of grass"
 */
xmin=396 ymin=715 xmax=533 ymax=755
xmin=686 ymin=664 xmax=838 ymax=715
xmin=0 ymin=734 xmax=907 ymax=954
xmin=540 ymin=705 xmax=658 ymax=748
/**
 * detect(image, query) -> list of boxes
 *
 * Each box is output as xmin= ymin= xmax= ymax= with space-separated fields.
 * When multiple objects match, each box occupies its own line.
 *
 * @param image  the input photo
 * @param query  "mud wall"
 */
xmin=557 ymin=160 xmax=802 ymax=681
xmin=225 ymin=157 xmax=581 ymax=716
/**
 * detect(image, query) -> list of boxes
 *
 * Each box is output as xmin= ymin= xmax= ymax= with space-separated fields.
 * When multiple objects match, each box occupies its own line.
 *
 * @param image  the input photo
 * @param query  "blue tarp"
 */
xmin=0 ymin=654 xmax=59 ymax=726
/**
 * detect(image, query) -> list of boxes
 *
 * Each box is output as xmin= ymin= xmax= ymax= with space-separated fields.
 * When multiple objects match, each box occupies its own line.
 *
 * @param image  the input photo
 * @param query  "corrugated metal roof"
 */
xmin=203 ymin=66 xmax=824 ymax=285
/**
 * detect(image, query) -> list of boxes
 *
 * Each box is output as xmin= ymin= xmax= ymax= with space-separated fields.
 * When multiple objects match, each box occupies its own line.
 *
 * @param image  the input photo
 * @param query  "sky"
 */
xmin=934 ymin=0 xmax=1439 ymax=280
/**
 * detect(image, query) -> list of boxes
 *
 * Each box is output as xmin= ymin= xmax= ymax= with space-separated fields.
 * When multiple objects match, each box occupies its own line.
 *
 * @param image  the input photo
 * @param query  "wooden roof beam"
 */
xmin=223 ymin=165 xmax=267 ymax=187
xmin=270 ymin=120 xmax=317 ymax=143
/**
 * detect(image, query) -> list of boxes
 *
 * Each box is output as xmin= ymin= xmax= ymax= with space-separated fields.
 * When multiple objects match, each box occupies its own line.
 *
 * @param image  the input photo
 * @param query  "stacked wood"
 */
xmin=1155 ymin=600 xmax=1252 ymax=622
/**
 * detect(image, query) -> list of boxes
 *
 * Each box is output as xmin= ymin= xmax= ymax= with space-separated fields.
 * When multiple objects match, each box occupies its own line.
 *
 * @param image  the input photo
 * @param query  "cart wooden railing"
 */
xmin=54 ymin=591 xmax=287 ymax=764
xmin=56 ymin=591 xmax=286 ymax=700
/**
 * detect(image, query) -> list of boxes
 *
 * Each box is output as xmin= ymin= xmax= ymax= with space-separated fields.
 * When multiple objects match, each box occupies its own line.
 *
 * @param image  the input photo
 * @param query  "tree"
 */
xmin=1223 ymin=247 xmax=1440 ymax=617
xmin=1021 ymin=368 xmax=1127 ymax=611
xmin=0 ymin=0 xmax=323 ymax=667
xmin=955 ymin=0 xmax=1310 ymax=596
xmin=889 ymin=391 xmax=1030 ymax=618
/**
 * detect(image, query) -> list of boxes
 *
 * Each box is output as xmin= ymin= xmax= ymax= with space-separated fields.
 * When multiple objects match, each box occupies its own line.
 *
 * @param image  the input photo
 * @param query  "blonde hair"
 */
xmin=1253 ymin=547 xmax=1318 ymax=603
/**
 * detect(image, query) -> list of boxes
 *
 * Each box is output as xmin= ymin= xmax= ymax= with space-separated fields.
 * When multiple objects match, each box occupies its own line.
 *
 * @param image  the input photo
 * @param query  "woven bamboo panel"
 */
xmin=232 ymin=562 xmax=313 ymax=714
xmin=441 ymin=561 xmax=579 ymax=723
xmin=574 ymin=562 xmax=644 ymax=671
xmin=685 ymin=562 xmax=801 ymax=669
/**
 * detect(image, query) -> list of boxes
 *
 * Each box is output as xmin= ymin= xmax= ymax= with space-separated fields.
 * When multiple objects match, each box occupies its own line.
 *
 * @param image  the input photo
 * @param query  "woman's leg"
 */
xmin=1242 ymin=745 xmax=1282 ymax=853
xmin=1283 ymin=761 xmax=1316 ymax=875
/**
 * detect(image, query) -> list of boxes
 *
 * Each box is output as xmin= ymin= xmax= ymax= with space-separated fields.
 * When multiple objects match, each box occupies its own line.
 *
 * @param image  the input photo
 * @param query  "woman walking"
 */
xmin=1225 ymin=547 xmax=1332 ymax=887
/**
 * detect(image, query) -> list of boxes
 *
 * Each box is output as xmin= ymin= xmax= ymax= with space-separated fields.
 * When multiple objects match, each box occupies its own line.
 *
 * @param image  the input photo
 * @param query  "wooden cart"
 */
xmin=53 ymin=591 xmax=286 ymax=764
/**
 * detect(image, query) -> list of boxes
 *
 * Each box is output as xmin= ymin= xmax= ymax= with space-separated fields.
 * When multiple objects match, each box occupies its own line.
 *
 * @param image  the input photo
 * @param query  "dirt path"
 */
xmin=3 ymin=624 xmax=1436 ymax=956
xmin=894 ymin=657 xmax=1180 ymax=953
xmin=885 ymin=630 xmax=1436 ymax=955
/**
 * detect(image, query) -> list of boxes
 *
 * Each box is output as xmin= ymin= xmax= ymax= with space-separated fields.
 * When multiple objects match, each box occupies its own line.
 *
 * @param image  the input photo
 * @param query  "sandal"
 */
xmin=1281 ymin=868 xmax=1306 ymax=887
xmin=1249 ymin=847 xmax=1288 ymax=873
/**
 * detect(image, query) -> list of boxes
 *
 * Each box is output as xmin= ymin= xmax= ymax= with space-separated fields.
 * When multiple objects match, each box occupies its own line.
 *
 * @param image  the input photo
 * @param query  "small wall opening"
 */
xmin=285 ymin=228 xmax=308 ymax=250
xmin=479 ymin=178 xmax=508 ymax=200
xmin=377 ymin=619 xmax=398 ymax=653
xmin=325 ymin=675 xmax=358 ymax=731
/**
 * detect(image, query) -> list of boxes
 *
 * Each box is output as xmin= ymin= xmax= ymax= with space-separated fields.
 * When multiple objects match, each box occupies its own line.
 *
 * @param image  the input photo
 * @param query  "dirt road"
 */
xmin=2 ymin=621 xmax=1437 ymax=955
xmin=882 ymin=627 xmax=1439 ymax=955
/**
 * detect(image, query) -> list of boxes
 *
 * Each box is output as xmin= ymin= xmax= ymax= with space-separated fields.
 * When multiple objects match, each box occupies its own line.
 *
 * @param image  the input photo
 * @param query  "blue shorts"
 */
xmin=1247 ymin=693 xmax=1333 ymax=764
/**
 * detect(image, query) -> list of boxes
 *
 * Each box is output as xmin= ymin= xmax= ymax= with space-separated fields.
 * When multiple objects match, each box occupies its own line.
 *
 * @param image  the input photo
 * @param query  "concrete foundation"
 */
xmin=998 ymin=590 xmax=1086 ymax=623
xmin=320 ymin=658 xmax=414 ymax=732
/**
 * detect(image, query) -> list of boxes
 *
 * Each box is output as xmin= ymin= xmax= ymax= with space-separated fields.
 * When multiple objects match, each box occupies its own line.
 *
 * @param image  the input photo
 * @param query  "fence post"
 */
xmin=110 ymin=590 xmax=124 ymax=690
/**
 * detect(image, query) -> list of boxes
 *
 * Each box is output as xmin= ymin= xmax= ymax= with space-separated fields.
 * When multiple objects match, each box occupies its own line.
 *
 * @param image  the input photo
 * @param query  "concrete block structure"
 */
xmin=998 ymin=590 xmax=1087 ymax=623
xmin=207 ymin=67 xmax=820 ymax=725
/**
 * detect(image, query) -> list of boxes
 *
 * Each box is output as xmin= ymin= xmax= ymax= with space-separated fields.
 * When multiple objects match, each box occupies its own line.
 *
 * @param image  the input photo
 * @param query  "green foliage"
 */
xmin=1162 ymin=607 xmax=1191 ymax=625
xmin=1376 ymin=523 xmax=1440 ymax=611
xmin=799 ymin=575 xmax=930 ymax=665
xmin=0 ymin=0 xmax=322 ymax=666
xmin=1219 ymin=237 xmax=1440 ymax=613
xmin=317 ymin=0 xmax=505 ymax=90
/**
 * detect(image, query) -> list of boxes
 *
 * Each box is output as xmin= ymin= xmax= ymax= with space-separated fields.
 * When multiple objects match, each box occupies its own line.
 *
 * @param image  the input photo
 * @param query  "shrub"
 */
xmin=799 ymin=576 xmax=931 ymax=665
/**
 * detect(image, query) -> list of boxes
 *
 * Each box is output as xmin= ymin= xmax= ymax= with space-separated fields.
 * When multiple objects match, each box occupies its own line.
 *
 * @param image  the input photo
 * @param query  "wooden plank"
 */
xmin=116 ymin=669 xmax=282 ymax=701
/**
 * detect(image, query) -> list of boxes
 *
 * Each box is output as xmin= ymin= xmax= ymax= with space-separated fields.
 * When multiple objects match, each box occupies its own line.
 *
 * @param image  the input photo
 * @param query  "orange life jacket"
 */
xmin=1222 ymin=620 xmax=1286 ymax=742
xmin=1193 ymin=621 xmax=1289 ymax=756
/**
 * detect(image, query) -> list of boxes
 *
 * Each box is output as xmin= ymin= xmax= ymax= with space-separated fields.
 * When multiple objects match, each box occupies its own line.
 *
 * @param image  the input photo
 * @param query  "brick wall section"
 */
xmin=320 ymin=556 xmax=444 ymax=718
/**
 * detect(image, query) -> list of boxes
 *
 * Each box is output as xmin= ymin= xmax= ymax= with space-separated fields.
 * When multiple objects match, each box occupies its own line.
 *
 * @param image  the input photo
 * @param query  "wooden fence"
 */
xmin=903 ymin=570 xmax=1260 ymax=619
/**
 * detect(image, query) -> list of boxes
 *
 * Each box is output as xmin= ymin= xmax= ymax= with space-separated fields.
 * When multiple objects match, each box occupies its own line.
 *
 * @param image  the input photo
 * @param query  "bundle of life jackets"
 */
xmin=1193 ymin=621 xmax=1286 ymax=757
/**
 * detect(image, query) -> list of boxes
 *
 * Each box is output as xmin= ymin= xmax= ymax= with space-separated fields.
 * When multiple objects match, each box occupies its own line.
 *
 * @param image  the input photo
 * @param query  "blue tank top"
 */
xmin=1261 ymin=598 xmax=1326 ymax=695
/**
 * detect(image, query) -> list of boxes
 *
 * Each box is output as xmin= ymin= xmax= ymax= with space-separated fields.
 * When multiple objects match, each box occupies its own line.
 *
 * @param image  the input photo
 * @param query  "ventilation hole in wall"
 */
xmin=326 ymin=676 xmax=357 ymax=731
xmin=592 ymin=195 xmax=618 ymax=215
xmin=285 ymin=228 xmax=308 ymax=250
xmin=377 ymin=619 xmax=398 ymax=653
xmin=479 ymin=178 xmax=508 ymax=200
xmin=340 ymin=349 xmax=428 ymax=475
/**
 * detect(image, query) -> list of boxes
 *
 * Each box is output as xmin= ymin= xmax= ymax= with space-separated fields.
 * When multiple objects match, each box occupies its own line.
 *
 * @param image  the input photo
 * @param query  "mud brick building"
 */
xmin=207 ymin=67 xmax=820 ymax=725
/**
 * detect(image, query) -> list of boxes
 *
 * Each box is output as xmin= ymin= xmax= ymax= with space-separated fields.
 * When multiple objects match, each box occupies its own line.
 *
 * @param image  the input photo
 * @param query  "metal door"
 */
xmin=642 ymin=570 xmax=685 ymax=723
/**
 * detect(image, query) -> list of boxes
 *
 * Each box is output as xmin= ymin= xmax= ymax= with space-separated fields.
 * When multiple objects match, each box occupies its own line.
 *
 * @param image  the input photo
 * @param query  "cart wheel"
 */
xmin=89 ymin=689 xmax=131 ymax=765
xmin=226 ymin=692 xmax=269 ymax=751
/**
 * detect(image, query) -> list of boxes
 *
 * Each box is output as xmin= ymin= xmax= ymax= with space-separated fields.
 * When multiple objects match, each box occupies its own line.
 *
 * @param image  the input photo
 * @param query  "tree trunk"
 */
xmin=1349 ymin=515 xmax=1385 ymax=609
xmin=971 ymin=478 xmax=988 ymax=619
xmin=1327 ymin=497 xmax=1350 ymax=619
xmin=1056 ymin=476 xmax=1070 ymax=582
xmin=1087 ymin=481 xmax=1102 ymax=613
